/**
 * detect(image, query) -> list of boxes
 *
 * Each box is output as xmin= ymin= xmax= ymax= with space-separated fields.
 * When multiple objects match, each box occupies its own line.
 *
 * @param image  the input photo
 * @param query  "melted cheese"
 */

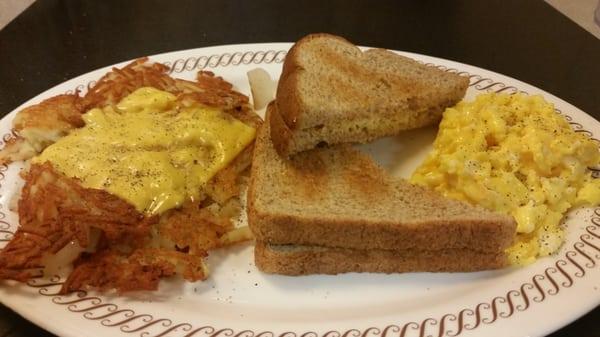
xmin=33 ymin=87 xmax=256 ymax=215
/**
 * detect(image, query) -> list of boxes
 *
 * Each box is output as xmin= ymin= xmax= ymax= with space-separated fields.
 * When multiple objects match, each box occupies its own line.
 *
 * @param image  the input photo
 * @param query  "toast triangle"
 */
xmin=273 ymin=33 xmax=470 ymax=156
xmin=248 ymin=103 xmax=515 ymax=253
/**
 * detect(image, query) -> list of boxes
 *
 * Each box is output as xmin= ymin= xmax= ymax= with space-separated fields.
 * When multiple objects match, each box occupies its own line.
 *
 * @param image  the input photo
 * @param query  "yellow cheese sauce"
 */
xmin=411 ymin=93 xmax=600 ymax=265
xmin=33 ymin=87 xmax=256 ymax=215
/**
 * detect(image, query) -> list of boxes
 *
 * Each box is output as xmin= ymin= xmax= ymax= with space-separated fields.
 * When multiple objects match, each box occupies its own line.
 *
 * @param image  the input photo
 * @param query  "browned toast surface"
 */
xmin=248 ymin=104 xmax=516 ymax=253
xmin=273 ymin=33 xmax=469 ymax=156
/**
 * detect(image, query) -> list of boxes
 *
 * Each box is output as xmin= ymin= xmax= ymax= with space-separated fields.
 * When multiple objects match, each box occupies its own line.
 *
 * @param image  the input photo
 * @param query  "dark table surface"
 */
xmin=0 ymin=1 xmax=599 ymax=336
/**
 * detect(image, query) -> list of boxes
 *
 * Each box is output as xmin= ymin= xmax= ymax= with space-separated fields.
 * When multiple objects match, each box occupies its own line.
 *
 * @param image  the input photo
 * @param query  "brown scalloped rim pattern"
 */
xmin=0 ymin=50 xmax=599 ymax=337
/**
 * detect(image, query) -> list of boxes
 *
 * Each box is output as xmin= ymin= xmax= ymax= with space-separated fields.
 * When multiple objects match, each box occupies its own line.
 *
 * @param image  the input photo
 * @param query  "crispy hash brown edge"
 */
xmin=0 ymin=58 xmax=261 ymax=292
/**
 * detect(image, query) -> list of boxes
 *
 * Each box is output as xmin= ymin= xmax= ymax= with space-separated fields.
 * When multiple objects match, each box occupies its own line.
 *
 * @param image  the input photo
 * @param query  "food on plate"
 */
xmin=0 ymin=94 xmax=84 ymax=162
xmin=247 ymin=68 xmax=276 ymax=110
xmin=0 ymin=59 xmax=261 ymax=164
xmin=255 ymin=242 xmax=509 ymax=275
xmin=33 ymin=87 xmax=256 ymax=214
xmin=272 ymin=33 xmax=469 ymax=157
xmin=247 ymin=103 xmax=516 ymax=275
xmin=2 ymin=33 xmax=595 ymax=291
xmin=411 ymin=93 xmax=600 ymax=265
xmin=0 ymin=58 xmax=261 ymax=292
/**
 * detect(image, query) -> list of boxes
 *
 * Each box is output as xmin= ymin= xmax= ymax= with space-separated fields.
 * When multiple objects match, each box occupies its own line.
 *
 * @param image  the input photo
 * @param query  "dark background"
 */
xmin=0 ymin=1 xmax=599 ymax=336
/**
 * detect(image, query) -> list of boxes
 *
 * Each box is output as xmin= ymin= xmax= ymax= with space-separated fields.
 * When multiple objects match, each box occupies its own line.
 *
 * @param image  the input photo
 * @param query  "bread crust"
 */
xmin=250 ymin=210 xmax=515 ymax=253
xmin=255 ymin=241 xmax=509 ymax=275
xmin=268 ymin=101 xmax=295 ymax=157
xmin=276 ymin=33 xmax=354 ymax=129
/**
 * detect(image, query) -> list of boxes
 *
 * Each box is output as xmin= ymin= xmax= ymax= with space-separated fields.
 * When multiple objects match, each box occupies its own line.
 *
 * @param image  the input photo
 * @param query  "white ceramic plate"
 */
xmin=0 ymin=43 xmax=599 ymax=337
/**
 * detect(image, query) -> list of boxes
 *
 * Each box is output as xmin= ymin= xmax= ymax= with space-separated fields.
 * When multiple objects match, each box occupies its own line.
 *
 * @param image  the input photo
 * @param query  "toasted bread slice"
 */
xmin=255 ymin=241 xmax=508 ymax=275
xmin=248 ymin=103 xmax=516 ymax=253
xmin=273 ymin=33 xmax=469 ymax=156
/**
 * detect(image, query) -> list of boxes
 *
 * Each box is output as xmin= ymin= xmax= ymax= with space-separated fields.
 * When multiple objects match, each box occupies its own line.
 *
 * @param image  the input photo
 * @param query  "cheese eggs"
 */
xmin=411 ymin=93 xmax=600 ymax=265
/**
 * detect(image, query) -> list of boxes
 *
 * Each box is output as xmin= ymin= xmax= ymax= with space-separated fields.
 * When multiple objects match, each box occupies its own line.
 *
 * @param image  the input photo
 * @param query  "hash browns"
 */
xmin=0 ymin=162 xmax=155 ymax=282
xmin=0 ymin=59 xmax=260 ymax=293
xmin=0 ymin=58 xmax=261 ymax=165
xmin=62 ymin=248 xmax=207 ymax=294
xmin=0 ymin=94 xmax=84 ymax=164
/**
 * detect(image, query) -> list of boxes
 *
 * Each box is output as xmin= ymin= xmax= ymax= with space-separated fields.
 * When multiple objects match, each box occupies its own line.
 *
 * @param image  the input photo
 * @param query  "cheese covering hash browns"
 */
xmin=0 ymin=58 xmax=261 ymax=293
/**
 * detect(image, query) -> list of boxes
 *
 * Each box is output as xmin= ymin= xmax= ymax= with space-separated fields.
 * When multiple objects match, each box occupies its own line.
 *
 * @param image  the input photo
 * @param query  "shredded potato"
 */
xmin=0 ymin=59 xmax=261 ymax=293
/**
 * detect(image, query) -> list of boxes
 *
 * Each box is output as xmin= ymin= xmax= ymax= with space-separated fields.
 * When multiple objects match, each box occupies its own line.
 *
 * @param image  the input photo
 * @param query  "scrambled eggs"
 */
xmin=411 ymin=93 xmax=600 ymax=265
xmin=34 ymin=87 xmax=256 ymax=215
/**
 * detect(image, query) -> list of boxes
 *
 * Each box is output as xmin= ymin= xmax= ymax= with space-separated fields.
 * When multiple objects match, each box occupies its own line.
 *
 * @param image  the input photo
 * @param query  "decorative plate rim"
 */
xmin=0 ymin=44 xmax=599 ymax=337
